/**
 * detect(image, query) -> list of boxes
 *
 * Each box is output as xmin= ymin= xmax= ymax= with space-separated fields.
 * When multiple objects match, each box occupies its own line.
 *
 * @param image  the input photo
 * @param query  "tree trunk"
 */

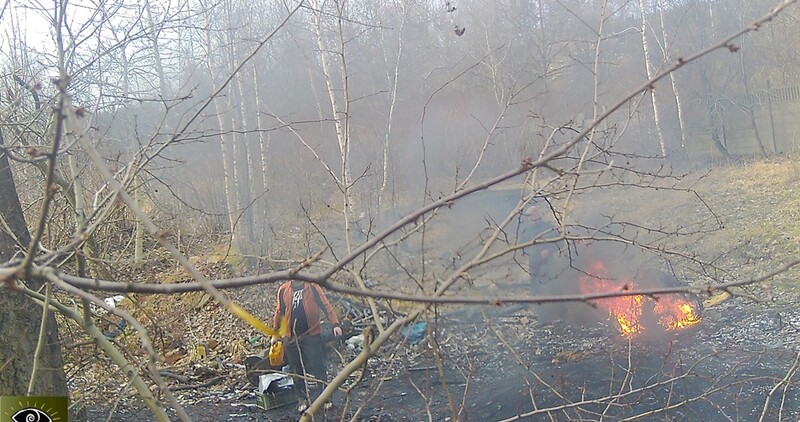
xmin=638 ymin=0 xmax=667 ymax=157
xmin=0 ymin=126 xmax=68 ymax=397
xmin=227 ymin=10 xmax=255 ymax=245
xmin=111 ymin=23 xmax=146 ymax=267
xmin=145 ymin=0 xmax=168 ymax=99
xmin=312 ymin=0 xmax=354 ymax=253
xmin=707 ymin=103 xmax=731 ymax=159
xmin=656 ymin=0 xmax=688 ymax=155
xmin=252 ymin=61 xmax=271 ymax=252
xmin=699 ymin=0 xmax=730 ymax=159
xmin=378 ymin=2 xmax=408 ymax=215
xmin=537 ymin=0 xmax=549 ymax=92
xmin=738 ymin=34 xmax=768 ymax=157
xmin=203 ymin=4 xmax=240 ymax=249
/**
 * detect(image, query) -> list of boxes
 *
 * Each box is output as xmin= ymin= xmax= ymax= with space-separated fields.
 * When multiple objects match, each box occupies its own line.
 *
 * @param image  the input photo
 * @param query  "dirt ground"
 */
xmin=86 ymin=297 xmax=800 ymax=421
xmin=79 ymin=157 xmax=800 ymax=421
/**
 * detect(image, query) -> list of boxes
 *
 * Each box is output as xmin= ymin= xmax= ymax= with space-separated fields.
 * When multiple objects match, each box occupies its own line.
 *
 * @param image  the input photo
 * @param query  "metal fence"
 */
xmin=687 ymin=85 xmax=800 ymax=159
xmin=741 ymin=85 xmax=800 ymax=108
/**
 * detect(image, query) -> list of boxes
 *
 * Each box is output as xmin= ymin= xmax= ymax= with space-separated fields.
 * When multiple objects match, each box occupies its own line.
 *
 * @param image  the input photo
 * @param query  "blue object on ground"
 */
xmin=400 ymin=322 xmax=426 ymax=344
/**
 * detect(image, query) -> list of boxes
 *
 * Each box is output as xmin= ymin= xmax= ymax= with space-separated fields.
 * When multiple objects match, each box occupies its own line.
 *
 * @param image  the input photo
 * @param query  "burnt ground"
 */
xmin=86 ymin=296 xmax=800 ymax=421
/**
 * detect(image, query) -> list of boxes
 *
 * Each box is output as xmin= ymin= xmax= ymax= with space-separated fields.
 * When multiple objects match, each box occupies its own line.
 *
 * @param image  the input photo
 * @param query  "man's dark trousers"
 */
xmin=285 ymin=334 xmax=326 ymax=401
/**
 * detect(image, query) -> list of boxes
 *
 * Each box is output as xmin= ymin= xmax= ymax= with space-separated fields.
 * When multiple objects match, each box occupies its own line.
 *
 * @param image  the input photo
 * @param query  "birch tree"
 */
xmin=378 ymin=1 xmax=410 ymax=214
xmin=202 ymin=0 xmax=243 ymax=251
xmin=638 ymin=0 xmax=667 ymax=157
xmin=310 ymin=0 xmax=356 ymax=253
xmin=655 ymin=0 xmax=688 ymax=154
xmin=2 ymin=1 xmax=800 ymax=420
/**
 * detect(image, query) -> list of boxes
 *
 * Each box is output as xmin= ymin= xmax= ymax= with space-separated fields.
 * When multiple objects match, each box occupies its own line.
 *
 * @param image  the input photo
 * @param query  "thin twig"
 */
xmin=27 ymin=282 xmax=52 ymax=395
xmin=758 ymin=351 xmax=800 ymax=422
xmin=22 ymin=286 xmax=171 ymax=422
xmin=55 ymin=256 xmax=800 ymax=305
xmin=52 ymin=277 xmax=189 ymax=422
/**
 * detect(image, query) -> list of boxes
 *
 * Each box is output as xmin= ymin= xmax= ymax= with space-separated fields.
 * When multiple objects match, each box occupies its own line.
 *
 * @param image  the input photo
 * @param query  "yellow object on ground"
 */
xmin=269 ymin=341 xmax=284 ymax=367
xmin=703 ymin=291 xmax=732 ymax=308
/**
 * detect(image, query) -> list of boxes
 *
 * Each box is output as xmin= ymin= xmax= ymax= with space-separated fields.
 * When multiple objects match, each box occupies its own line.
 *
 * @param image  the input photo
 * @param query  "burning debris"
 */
xmin=654 ymin=295 xmax=702 ymax=330
xmin=522 ymin=225 xmax=704 ymax=337
xmin=578 ymin=259 xmax=701 ymax=337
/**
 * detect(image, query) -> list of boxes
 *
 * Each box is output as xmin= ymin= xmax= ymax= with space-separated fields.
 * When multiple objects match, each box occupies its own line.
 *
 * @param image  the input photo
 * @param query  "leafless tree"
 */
xmin=1 ymin=1 xmax=799 ymax=422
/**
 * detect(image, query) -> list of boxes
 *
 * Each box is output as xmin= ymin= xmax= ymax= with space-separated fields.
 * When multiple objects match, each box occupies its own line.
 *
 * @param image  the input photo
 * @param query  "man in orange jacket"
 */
xmin=272 ymin=280 xmax=342 ymax=412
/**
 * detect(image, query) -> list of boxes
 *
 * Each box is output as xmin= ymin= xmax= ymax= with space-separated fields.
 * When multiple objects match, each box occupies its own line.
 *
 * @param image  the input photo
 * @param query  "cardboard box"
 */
xmin=256 ymin=390 xmax=296 ymax=410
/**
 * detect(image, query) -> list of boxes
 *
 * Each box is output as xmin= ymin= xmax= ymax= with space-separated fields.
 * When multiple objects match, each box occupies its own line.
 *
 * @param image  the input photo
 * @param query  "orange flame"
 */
xmin=579 ymin=260 xmax=701 ymax=336
xmin=654 ymin=296 xmax=702 ymax=330
xmin=612 ymin=295 xmax=644 ymax=336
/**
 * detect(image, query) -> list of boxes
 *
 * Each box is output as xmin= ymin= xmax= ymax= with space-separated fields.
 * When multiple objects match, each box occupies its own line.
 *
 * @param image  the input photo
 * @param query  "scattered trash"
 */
xmin=93 ymin=295 xmax=125 ymax=316
xmin=255 ymin=390 xmax=296 ymax=411
xmin=248 ymin=334 xmax=262 ymax=346
xmin=258 ymin=373 xmax=293 ymax=394
xmin=340 ymin=298 xmax=387 ymax=329
xmin=104 ymin=295 xmax=125 ymax=309
xmin=256 ymin=374 xmax=296 ymax=410
xmin=346 ymin=334 xmax=364 ymax=351
xmin=244 ymin=356 xmax=268 ymax=387
xmin=190 ymin=343 xmax=209 ymax=363
xmin=103 ymin=318 xmax=127 ymax=339
xmin=400 ymin=322 xmax=426 ymax=345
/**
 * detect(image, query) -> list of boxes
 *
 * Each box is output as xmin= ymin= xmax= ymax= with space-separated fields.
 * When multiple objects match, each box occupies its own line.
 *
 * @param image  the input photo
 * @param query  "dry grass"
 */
xmin=682 ymin=157 xmax=800 ymax=294
xmin=561 ymin=156 xmax=800 ymax=297
xmin=711 ymin=157 xmax=800 ymax=249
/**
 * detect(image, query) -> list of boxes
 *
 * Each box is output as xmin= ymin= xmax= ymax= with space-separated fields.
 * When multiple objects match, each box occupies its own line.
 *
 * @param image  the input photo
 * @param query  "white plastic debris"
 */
xmin=92 ymin=295 xmax=125 ymax=316
xmin=258 ymin=373 xmax=293 ymax=394
xmin=104 ymin=295 xmax=124 ymax=309
xmin=346 ymin=334 xmax=364 ymax=351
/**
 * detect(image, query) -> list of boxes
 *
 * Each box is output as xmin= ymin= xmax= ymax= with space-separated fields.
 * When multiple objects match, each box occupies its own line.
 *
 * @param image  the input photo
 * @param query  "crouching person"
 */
xmin=272 ymin=279 xmax=342 ymax=413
